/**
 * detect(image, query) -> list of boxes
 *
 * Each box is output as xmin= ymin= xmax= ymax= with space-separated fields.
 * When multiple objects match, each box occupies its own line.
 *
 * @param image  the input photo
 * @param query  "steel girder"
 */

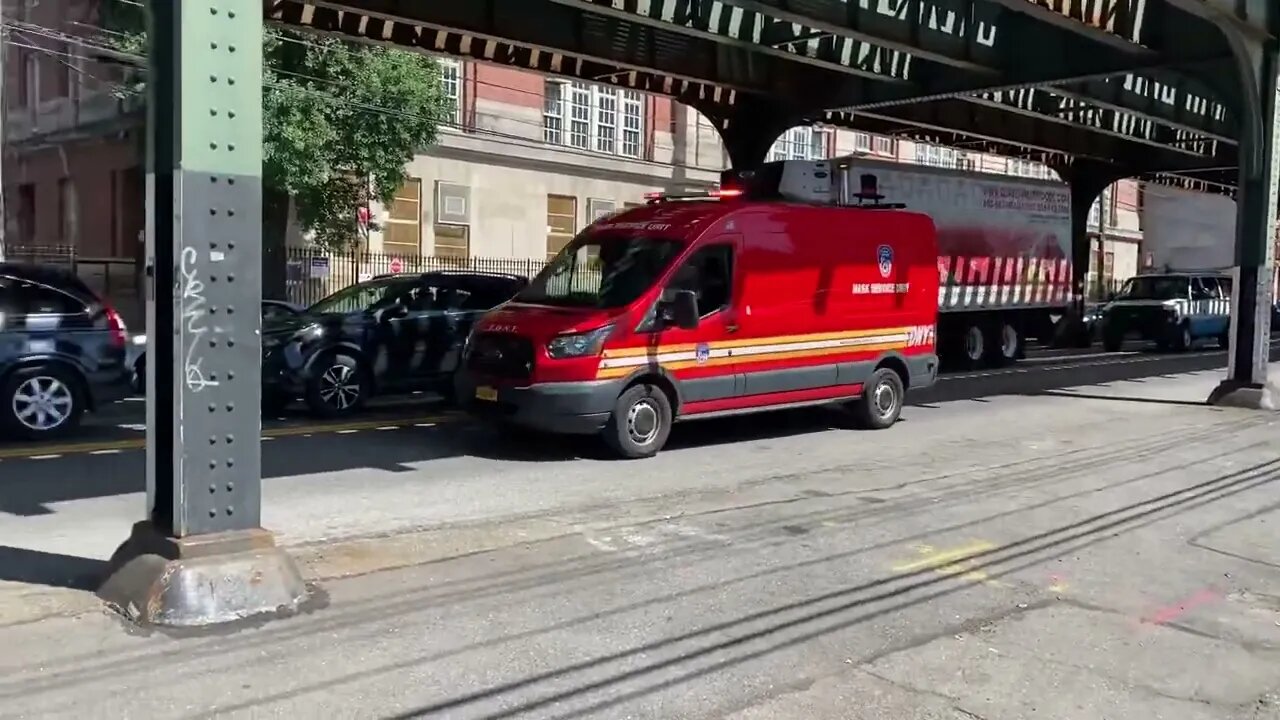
xmin=268 ymin=0 xmax=1235 ymax=175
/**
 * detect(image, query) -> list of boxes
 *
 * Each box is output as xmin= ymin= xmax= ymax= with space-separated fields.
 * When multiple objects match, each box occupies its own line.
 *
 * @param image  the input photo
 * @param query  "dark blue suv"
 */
xmin=0 ymin=263 xmax=132 ymax=439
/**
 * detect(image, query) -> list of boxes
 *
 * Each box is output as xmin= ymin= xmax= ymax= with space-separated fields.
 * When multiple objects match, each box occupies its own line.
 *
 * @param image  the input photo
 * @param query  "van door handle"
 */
xmin=726 ymin=322 xmax=740 ymax=333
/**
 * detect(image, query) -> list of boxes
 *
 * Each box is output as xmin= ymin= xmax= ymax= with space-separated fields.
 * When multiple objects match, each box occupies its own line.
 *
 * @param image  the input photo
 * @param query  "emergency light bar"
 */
xmin=644 ymin=186 xmax=745 ymax=204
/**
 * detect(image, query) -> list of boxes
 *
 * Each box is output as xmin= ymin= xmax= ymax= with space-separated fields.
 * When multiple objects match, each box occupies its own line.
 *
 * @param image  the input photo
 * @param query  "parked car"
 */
xmin=263 ymin=271 xmax=527 ymax=417
xmin=0 ymin=263 xmax=132 ymax=439
xmin=129 ymin=300 xmax=303 ymax=394
xmin=1100 ymin=272 xmax=1232 ymax=352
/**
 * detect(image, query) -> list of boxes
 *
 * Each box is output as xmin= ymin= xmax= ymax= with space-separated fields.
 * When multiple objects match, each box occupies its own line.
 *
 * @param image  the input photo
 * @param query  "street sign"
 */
xmin=310 ymin=256 xmax=330 ymax=279
xmin=389 ymin=257 xmax=404 ymax=274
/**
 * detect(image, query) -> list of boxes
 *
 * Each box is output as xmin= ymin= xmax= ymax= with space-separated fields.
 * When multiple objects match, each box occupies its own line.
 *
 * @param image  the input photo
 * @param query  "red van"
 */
xmin=460 ymin=170 xmax=940 ymax=458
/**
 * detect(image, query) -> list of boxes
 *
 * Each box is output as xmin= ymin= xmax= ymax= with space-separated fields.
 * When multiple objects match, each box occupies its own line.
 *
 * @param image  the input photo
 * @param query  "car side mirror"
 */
xmin=660 ymin=289 xmax=699 ymax=330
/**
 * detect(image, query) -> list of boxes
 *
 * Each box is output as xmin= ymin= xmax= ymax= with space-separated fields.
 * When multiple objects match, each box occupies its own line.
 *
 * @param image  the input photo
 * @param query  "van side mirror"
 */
xmin=660 ymin=290 xmax=700 ymax=330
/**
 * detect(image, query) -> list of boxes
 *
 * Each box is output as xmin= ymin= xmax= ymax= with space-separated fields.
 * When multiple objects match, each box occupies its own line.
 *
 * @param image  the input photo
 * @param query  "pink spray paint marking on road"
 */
xmin=1141 ymin=588 xmax=1222 ymax=627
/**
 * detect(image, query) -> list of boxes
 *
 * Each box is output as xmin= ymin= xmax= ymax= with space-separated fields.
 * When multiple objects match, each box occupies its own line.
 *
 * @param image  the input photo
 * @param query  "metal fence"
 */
xmin=285 ymin=247 xmax=552 ymax=306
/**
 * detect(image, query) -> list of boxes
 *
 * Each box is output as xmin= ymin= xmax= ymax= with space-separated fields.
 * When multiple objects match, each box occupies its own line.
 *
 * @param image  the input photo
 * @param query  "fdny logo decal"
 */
xmin=695 ymin=342 xmax=711 ymax=364
xmin=905 ymin=325 xmax=936 ymax=348
xmin=876 ymin=245 xmax=894 ymax=279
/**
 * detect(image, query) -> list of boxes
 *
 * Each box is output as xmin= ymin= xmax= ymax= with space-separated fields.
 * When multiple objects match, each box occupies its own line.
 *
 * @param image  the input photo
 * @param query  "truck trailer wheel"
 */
xmin=986 ymin=322 xmax=1021 ymax=366
xmin=851 ymin=367 xmax=905 ymax=430
xmin=602 ymin=383 xmax=672 ymax=459
xmin=953 ymin=323 xmax=985 ymax=370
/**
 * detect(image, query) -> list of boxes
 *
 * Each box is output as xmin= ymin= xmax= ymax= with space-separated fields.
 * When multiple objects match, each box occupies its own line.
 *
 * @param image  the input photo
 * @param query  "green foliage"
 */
xmin=102 ymin=7 xmax=448 ymax=250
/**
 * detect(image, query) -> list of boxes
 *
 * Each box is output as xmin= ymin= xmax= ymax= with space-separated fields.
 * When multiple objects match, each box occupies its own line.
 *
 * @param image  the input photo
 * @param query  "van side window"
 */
xmin=1198 ymin=276 xmax=1221 ymax=299
xmin=669 ymin=244 xmax=734 ymax=317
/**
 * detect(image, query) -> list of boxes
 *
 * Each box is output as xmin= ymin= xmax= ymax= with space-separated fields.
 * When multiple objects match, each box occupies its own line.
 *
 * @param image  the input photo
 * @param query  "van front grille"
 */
xmin=466 ymin=332 xmax=534 ymax=381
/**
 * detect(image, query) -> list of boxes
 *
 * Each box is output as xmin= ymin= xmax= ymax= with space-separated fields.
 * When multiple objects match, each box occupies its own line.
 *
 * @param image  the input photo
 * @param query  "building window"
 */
xmin=546 ymin=194 xmax=577 ymax=260
xmin=433 ymin=225 xmax=470 ymax=260
xmin=854 ymin=132 xmax=872 ymax=153
xmin=914 ymin=143 xmax=955 ymax=168
xmin=433 ymin=181 xmax=471 ymax=260
xmin=544 ymin=81 xmax=643 ymax=158
xmin=15 ymin=184 xmax=35 ymax=244
xmin=955 ymin=152 xmax=977 ymax=171
xmin=544 ymin=82 xmax=564 ymax=145
xmin=621 ymin=91 xmax=643 ymax=158
xmin=57 ymin=179 xmax=74 ymax=245
xmin=438 ymin=58 xmax=462 ymax=124
xmin=383 ymin=178 xmax=422 ymax=256
xmin=873 ymin=136 xmax=895 ymax=155
xmin=769 ymin=126 xmax=828 ymax=161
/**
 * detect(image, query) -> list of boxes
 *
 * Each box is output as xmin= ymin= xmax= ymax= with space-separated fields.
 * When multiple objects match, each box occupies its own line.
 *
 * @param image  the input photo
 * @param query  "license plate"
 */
xmin=475 ymin=385 xmax=498 ymax=402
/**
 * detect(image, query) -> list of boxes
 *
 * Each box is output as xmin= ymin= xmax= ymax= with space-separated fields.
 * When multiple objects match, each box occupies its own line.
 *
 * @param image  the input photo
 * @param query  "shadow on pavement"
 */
xmin=0 ymin=546 xmax=107 ymax=591
xmin=0 ymin=347 xmax=1266 ymax=514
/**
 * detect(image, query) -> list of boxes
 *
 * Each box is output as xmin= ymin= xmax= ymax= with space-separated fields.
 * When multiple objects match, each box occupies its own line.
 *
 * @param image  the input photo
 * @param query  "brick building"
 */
xmin=1 ymin=1 xmax=1144 ymax=307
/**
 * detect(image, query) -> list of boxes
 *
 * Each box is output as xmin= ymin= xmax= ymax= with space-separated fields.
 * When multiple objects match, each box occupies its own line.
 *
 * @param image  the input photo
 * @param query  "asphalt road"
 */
xmin=3 ymin=354 xmax=1280 ymax=718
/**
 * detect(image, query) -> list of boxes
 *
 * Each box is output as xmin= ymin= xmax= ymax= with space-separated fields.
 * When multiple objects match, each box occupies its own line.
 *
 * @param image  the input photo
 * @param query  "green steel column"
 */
xmin=98 ymin=0 xmax=305 ymax=629
xmin=146 ymin=0 xmax=264 ymax=536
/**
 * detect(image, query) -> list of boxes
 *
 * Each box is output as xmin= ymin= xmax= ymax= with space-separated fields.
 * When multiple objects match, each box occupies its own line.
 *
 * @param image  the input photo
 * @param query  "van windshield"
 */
xmin=515 ymin=234 xmax=684 ymax=308
xmin=1116 ymin=276 xmax=1187 ymax=301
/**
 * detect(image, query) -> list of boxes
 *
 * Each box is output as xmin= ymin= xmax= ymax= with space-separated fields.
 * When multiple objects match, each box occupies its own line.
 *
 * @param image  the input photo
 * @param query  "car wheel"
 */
xmin=131 ymin=355 xmax=146 ymax=395
xmin=1218 ymin=331 xmax=1230 ymax=349
xmin=305 ymin=353 xmax=368 ymax=418
xmin=2 ymin=365 xmax=84 ymax=440
xmin=850 ymin=367 xmax=905 ymax=430
xmin=602 ymin=383 xmax=672 ymax=459
xmin=1102 ymin=332 xmax=1124 ymax=352
xmin=1174 ymin=323 xmax=1192 ymax=352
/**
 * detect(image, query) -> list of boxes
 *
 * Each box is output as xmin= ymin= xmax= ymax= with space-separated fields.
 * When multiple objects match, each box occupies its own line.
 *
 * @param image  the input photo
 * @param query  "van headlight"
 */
xmin=547 ymin=325 xmax=614 ymax=359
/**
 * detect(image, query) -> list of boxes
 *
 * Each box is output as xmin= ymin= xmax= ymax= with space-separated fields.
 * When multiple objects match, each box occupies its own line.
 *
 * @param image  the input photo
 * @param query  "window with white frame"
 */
xmin=914 ymin=143 xmax=955 ymax=168
xmin=438 ymin=58 xmax=462 ymax=124
xmin=769 ymin=126 xmax=828 ymax=161
xmin=873 ymin=135 xmax=895 ymax=155
xmin=543 ymin=80 xmax=644 ymax=158
xmin=854 ymin=132 xmax=872 ymax=153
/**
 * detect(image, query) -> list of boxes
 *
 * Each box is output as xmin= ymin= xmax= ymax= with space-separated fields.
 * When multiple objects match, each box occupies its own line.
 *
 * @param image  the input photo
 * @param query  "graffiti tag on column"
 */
xmin=180 ymin=247 xmax=219 ymax=392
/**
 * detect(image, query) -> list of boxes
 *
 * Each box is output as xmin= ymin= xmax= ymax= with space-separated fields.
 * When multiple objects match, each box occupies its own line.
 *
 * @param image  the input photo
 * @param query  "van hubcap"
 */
xmin=873 ymin=381 xmax=897 ymax=419
xmin=627 ymin=399 xmax=660 ymax=445
xmin=12 ymin=376 xmax=73 ymax=431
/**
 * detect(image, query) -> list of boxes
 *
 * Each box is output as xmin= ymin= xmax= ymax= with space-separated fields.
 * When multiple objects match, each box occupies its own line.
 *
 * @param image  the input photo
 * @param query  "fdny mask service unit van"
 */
xmin=458 ymin=159 xmax=941 ymax=458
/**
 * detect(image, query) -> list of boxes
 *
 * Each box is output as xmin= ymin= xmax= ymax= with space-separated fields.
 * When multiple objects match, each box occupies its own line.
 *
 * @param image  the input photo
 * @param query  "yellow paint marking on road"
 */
xmin=893 ymin=541 xmax=998 ymax=584
xmin=0 ymin=413 xmax=459 ymax=459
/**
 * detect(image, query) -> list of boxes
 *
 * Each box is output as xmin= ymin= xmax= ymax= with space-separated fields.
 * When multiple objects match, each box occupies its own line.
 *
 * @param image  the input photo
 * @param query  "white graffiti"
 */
xmin=180 ymin=247 xmax=219 ymax=392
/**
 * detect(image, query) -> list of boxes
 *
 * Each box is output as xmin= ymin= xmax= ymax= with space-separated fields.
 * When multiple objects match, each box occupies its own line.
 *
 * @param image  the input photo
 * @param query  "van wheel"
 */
xmin=602 ymin=383 xmax=672 ymax=459
xmin=986 ymin=322 xmax=1021 ymax=366
xmin=2 ymin=365 xmax=84 ymax=440
xmin=1103 ymin=331 xmax=1124 ymax=352
xmin=851 ymin=367 xmax=905 ymax=430
xmin=1218 ymin=331 xmax=1230 ymax=349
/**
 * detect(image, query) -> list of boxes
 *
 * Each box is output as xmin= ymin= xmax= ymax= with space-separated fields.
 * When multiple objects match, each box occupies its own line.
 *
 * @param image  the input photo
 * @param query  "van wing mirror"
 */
xmin=660 ymin=289 xmax=700 ymax=330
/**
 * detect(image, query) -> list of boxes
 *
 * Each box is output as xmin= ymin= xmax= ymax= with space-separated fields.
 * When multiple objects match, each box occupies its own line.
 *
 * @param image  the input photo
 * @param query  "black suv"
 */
xmin=0 ymin=263 xmax=132 ymax=439
xmin=262 ymin=271 xmax=527 ymax=417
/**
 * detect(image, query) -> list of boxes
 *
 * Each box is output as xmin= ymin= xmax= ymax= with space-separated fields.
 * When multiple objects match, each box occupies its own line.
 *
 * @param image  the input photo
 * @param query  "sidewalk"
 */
xmin=4 ymin=369 xmax=1280 ymax=719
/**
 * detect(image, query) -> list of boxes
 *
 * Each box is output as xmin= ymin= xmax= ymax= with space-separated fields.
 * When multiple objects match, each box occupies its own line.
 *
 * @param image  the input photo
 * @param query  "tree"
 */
xmin=102 ymin=3 xmax=449 ymax=252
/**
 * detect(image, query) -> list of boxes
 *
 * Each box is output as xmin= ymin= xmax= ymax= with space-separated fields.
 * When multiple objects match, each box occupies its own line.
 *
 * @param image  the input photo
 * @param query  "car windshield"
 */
xmin=515 ymin=234 xmax=684 ymax=308
xmin=1117 ymin=276 xmax=1187 ymax=301
xmin=307 ymin=277 xmax=423 ymax=314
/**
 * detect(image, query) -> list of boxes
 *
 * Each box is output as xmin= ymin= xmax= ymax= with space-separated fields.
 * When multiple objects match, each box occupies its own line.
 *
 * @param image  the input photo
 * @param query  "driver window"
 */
xmin=1198 ymin=276 xmax=1221 ymax=299
xmin=670 ymin=244 xmax=734 ymax=318
xmin=1191 ymin=277 xmax=1214 ymax=301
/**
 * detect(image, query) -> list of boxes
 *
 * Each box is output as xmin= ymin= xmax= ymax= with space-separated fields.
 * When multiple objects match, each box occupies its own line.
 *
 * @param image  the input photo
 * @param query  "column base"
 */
xmin=1206 ymin=379 xmax=1279 ymax=410
xmin=97 ymin=521 xmax=311 ymax=628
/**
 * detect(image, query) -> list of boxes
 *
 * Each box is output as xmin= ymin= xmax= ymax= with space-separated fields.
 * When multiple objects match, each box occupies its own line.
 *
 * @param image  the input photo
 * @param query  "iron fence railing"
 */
xmin=285 ymin=248 xmax=554 ymax=306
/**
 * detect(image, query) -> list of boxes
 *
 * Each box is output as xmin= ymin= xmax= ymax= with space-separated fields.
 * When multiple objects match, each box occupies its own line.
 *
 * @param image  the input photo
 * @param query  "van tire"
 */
xmin=602 ymin=383 xmax=672 ymax=459
xmin=851 ymin=367 xmax=905 ymax=430
xmin=1173 ymin=323 xmax=1192 ymax=352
